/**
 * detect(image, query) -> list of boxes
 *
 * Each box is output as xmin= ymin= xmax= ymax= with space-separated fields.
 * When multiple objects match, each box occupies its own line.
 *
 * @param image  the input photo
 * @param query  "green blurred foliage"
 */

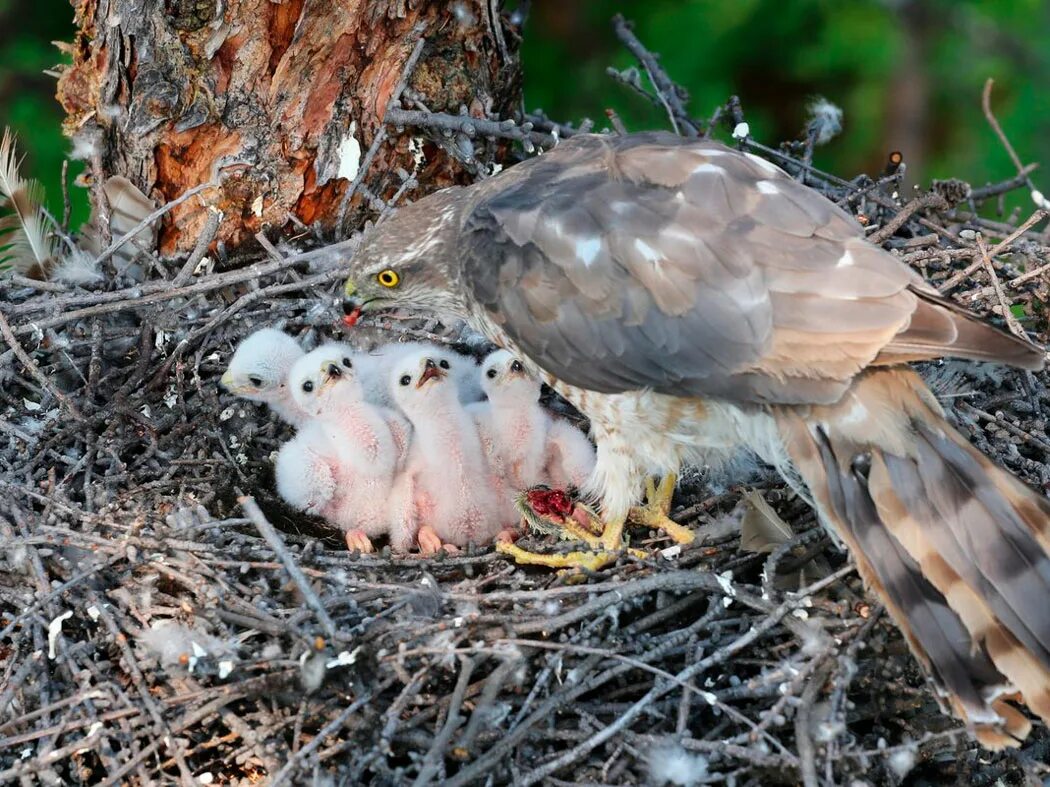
xmin=1 ymin=0 xmax=1047 ymax=231
xmin=523 ymin=0 xmax=1050 ymax=203
xmin=0 ymin=0 xmax=89 ymax=228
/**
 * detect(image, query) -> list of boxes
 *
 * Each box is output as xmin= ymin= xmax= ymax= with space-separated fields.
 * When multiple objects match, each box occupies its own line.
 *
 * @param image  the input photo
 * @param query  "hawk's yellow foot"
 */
xmin=497 ymin=487 xmax=645 ymax=570
xmin=495 ymin=540 xmax=621 ymax=572
xmin=628 ymin=474 xmax=695 ymax=545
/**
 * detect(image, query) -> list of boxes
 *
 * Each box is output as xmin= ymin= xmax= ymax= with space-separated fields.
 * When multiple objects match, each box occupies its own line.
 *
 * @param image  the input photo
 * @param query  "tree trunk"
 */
xmin=56 ymin=0 xmax=521 ymax=257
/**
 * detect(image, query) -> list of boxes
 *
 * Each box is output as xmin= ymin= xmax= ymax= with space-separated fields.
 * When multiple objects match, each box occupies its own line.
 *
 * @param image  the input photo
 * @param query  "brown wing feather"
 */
xmin=461 ymin=133 xmax=1043 ymax=409
xmin=875 ymin=287 xmax=1044 ymax=369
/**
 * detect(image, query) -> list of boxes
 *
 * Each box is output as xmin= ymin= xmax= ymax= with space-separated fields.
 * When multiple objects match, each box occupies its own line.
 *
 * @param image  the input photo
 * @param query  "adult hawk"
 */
xmin=341 ymin=132 xmax=1050 ymax=747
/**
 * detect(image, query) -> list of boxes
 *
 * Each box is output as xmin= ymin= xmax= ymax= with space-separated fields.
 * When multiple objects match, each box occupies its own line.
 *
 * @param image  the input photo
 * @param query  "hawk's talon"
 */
xmin=628 ymin=473 xmax=695 ymax=545
xmin=502 ymin=486 xmax=653 ymax=569
xmin=495 ymin=540 xmax=622 ymax=572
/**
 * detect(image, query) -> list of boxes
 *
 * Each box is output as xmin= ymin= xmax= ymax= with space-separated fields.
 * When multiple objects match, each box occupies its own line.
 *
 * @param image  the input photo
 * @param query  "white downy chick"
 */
xmin=312 ymin=340 xmax=412 ymax=462
xmin=471 ymin=350 xmax=595 ymax=493
xmin=358 ymin=341 xmax=483 ymax=409
xmin=388 ymin=350 xmax=501 ymax=553
xmin=279 ymin=347 xmax=408 ymax=553
xmin=221 ymin=328 xmax=306 ymax=426
xmin=545 ymin=418 xmax=597 ymax=489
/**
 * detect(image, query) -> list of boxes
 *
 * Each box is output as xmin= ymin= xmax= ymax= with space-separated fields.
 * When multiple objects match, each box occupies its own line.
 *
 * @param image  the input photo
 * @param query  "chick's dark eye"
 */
xmin=486 ymin=369 xmax=497 ymax=379
xmin=248 ymin=375 xmax=263 ymax=387
xmin=302 ymin=380 xmax=314 ymax=393
xmin=342 ymin=357 xmax=353 ymax=368
xmin=511 ymin=361 xmax=523 ymax=372
xmin=399 ymin=374 xmax=411 ymax=387
xmin=439 ymin=359 xmax=450 ymax=370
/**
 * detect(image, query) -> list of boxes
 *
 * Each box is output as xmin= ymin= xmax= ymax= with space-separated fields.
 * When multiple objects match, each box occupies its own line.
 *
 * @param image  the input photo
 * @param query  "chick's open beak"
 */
xmin=220 ymin=370 xmax=234 ymax=389
xmin=318 ymin=360 xmax=343 ymax=389
xmin=417 ymin=358 xmax=447 ymax=388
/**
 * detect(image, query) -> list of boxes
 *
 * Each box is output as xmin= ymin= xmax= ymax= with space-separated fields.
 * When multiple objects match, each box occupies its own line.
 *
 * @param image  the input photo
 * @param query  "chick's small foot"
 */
xmin=345 ymin=529 xmax=374 ymax=554
xmin=416 ymin=525 xmax=460 ymax=555
xmin=417 ymin=525 xmax=443 ymax=555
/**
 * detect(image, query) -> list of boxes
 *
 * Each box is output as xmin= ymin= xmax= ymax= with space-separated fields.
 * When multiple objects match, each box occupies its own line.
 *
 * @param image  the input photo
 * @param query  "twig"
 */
xmin=0 ymin=309 xmax=85 ymax=421
xmin=239 ymin=495 xmax=339 ymax=642
xmin=970 ymin=163 xmax=1040 ymax=201
xmin=981 ymin=79 xmax=1031 ymax=185
xmin=795 ymin=662 xmax=832 ymax=787
xmin=412 ymin=656 xmax=475 ymax=786
xmin=268 ymin=689 xmax=379 ymax=786
xmin=938 ymin=209 xmax=1047 ymax=293
xmin=171 ymin=207 xmax=222 ymax=286
xmin=976 ymin=234 xmax=1027 ymax=338
xmin=611 ymin=15 xmax=699 ymax=137
xmin=336 ymin=33 xmax=428 ymax=234
xmin=384 ymin=108 xmax=556 ymax=149
xmin=94 ymin=181 xmax=216 ymax=268
xmin=10 ymin=239 xmax=358 ymax=335
xmin=868 ymin=192 xmax=950 ymax=245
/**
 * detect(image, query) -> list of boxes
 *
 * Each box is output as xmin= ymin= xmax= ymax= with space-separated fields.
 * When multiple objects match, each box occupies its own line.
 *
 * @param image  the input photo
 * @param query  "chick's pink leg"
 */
xmin=417 ymin=525 xmax=444 ymax=555
xmin=345 ymin=529 xmax=374 ymax=554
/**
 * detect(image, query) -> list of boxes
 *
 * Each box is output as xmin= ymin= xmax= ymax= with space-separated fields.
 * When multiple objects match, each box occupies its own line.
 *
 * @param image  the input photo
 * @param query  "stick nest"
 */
xmin=3 ymin=25 xmax=1050 ymax=787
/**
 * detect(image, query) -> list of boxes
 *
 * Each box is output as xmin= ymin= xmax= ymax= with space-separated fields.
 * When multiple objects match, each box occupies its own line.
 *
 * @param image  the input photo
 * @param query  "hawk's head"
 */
xmin=342 ymin=188 xmax=470 ymax=326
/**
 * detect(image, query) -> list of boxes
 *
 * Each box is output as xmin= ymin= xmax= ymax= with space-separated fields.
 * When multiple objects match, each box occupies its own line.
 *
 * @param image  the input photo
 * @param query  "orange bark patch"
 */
xmin=268 ymin=0 xmax=306 ymax=75
xmin=213 ymin=36 xmax=241 ymax=97
xmin=154 ymin=124 xmax=243 ymax=254
xmin=294 ymin=161 xmax=343 ymax=226
xmin=297 ymin=32 xmax=357 ymax=142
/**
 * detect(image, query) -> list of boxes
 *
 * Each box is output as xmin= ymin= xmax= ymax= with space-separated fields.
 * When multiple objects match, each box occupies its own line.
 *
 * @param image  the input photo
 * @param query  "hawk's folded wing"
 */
xmin=460 ymin=133 xmax=1041 ymax=405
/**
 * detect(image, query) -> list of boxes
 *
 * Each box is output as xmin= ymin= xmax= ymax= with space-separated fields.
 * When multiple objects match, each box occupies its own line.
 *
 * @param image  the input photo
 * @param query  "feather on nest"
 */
xmin=0 ymin=129 xmax=59 ymax=279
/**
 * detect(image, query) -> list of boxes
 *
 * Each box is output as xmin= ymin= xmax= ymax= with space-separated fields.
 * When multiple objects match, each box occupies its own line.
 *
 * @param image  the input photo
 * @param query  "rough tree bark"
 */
xmin=56 ymin=0 xmax=522 ymax=256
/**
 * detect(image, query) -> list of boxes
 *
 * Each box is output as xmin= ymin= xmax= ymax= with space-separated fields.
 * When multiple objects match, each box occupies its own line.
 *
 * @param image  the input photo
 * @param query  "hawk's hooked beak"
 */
xmin=342 ymin=299 xmax=363 ymax=328
xmin=342 ymin=279 xmax=364 ymax=327
xmin=417 ymin=358 xmax=447 ymax=388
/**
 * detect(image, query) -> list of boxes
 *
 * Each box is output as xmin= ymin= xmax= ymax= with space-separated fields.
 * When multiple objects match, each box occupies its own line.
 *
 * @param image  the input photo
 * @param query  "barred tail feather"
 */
xmin=775 ymin=368 xmax=1050 ymax=748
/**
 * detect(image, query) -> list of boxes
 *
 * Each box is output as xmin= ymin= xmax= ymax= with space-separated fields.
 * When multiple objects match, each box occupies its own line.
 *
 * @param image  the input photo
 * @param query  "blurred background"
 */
xmin=3 ymin=0 xmax=1048 ymax=229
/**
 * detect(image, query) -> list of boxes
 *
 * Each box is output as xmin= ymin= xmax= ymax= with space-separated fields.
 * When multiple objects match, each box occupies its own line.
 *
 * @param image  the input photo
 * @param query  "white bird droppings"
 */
xmin=337 ymin=122 xmax=363 ymax=181
xmin=48 ymin=610 xmax=73 ymax=659
xmin=732 ymin=121 xmax=750 ymax=139
xmin=326 ymin=648 xmax=361 ymax=669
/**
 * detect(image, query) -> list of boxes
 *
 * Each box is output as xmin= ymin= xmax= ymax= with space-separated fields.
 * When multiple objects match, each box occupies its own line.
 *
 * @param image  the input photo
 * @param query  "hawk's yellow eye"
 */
xmin=376 ymin=269 xmax=400 ymax=288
